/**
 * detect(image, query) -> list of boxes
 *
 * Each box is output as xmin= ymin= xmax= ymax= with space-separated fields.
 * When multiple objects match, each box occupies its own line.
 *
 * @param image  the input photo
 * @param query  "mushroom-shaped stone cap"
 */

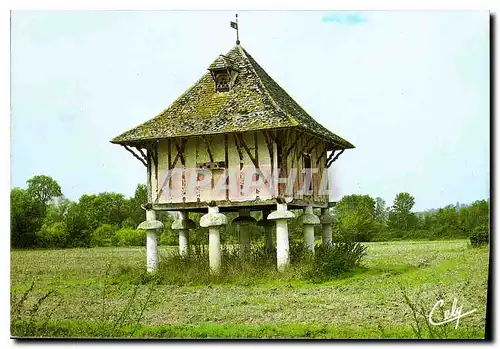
xmin=267 ymin=210 xmax=295 ymax=221
xmin=172 ymin=218 xmax=196 ymax=230
xmin=137 ymin=220 xmax=164 ymax=230
xmin=200 ymin=213 xmax=227 ymax=227
xmin=232 ymin=215 xmax=257 ymax=225
xmin=319 ymin=212 xmax=335 ymax=224
xmin=302 ymin=213 xmax=320 ymax=225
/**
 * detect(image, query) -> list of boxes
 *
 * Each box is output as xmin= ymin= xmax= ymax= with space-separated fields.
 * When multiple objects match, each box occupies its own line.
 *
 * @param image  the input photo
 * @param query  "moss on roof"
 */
xmin=208 ymin=54 xmax=238 ymax=71
xmin=111 ymin=44 xmax=354 ymax=149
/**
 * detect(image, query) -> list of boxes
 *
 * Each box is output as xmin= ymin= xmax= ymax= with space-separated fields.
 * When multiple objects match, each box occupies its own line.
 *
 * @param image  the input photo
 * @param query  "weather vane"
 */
xmin=230 ymin=14 xmax=240 ymax=45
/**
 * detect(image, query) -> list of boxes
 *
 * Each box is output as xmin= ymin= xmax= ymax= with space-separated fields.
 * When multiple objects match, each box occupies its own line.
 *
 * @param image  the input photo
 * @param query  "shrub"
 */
xmin=289 ymin=241 xmax=310 ymax=265
xmin=304 ymin=242 xmax=367 ymax=281
xmin=121 ymin=218 xmax=136 ymax=229
xmin=36 ymin=222 xmax=69 ymax=248
xmin=115 ymin=228 xmax=146 ymax=247
xmin=470 ymin=225 xmax=489 ymax=247
xmin=91 ymin=224 xmax=119 ymax=247
xmin=111 ymin=241 xmax=367 ymax=287
xmin=159 ymin=230 xmax=177 ymax=246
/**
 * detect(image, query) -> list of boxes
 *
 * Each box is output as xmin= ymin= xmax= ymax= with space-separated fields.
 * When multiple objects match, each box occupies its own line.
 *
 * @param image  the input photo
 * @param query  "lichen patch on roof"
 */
xmin=208 ymin=54 xmax=238 ymax=71
xmin=111 ymin=44 xmax=354 ymax=149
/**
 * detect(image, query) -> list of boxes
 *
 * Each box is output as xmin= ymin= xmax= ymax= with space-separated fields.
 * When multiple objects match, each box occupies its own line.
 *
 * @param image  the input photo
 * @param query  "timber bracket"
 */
xmin=326 ymin=149 xmax=345 ymax=168
xmin=122 ymin=144 xmax=147 ymax=167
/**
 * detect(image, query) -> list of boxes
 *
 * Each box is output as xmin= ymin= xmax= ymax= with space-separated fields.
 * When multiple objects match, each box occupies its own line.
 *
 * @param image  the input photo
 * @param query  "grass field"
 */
xmin=10 ymin=240 xmax=490 ymax=339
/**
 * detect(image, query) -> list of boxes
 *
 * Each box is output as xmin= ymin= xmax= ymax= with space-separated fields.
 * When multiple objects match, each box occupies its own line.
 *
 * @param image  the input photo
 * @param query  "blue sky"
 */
xmin=10 ymin=11 xmax=489 ymax=211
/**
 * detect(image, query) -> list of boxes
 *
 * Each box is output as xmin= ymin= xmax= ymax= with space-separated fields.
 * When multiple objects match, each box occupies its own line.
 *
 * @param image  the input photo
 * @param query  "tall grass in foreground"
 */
xmin=11 ymin=242 xmax=366 ymax=338
xmin=11 ymin=268 xmax=156 ymax=338
xmin=12 ymin=281 xmax=483 ymax=339
xmin=11 ymin=241 xmax=487 ymax=339
xmin=398 ymin=284 xmax=485 ymax=339
xmin=111 ymin=242 xmax=367 ymax=286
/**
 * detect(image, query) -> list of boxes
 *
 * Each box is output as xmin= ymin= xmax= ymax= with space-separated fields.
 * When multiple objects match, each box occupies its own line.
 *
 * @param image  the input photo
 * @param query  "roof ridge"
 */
xmin=211 ymin=45 xmax=246 ymax=120
xmin=238 ymin=45 xmax=298 ymax=127
xmin=111 ymin=44 xmax=354 ymax=149
xmin=240 ymin=46 xmax=354 ymax=149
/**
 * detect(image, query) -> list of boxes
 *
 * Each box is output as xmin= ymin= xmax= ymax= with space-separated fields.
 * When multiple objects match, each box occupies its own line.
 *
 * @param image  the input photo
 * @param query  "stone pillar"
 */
xmin=138 ymin=209 xmax=164 ymax=273
xmin=302 ymin=206 xmax=320 ymax=253
xmin=172 ymin=211 xmax=196 ymax=257
xmin=267 ymin=203 xmax=295 ymax=271
xmin=232 ymin=209 xmax=256 ymax=258
xmin=200 ymin=206 xmax=227 ymax=274
xmin=320 ymin=208 xmax=334 ymax=247
xmin=258 ymin=209 xmax=274 ymax=252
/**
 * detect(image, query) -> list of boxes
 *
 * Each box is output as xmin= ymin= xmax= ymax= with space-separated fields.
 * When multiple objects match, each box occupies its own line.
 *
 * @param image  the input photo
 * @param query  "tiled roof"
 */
xmin=111 ymin=44 xmax=354 ymax=149
xmin=208 ymin=54 xmax=238 ymax=71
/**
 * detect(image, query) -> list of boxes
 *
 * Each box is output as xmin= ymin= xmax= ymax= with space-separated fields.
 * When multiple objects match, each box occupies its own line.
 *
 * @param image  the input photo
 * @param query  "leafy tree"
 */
xmin=26 ymin=175 xmax=62 ymax=205
xmin=159 ymin=228 xmax=178 ymax=246
xmin=65 ymin=201 xmax=92 ymax=247
xmin=392 ymin=192 xmax=415 ymax=213
xmin=388 ymin=192 xmax=418 ymax=233
xmin=75 ymin=193 xmax=129 ymax=231
xmin=121 ymin=217 xmax=136 ymax=229
xmin=187 ymin=212 xmax=209 ymax=246
xmin=64 ymin=192 xmax=129 ymax=247
xmin=10 ymin=188 xmax=45 ymax=248
xmin=374 ymin=197 xmax=388 ymax=223
xmin=128 ymin=184 xmax=148 ymax=227
xmin=459 ymin=199 xmax=489 ymax=234
xmin=334 ymin=194 xmax=378 ymax=242
xmin=115 ymin=228 xmax=146 ymax=246
xmin=91 ymin=224 xmax=119 ymax=247
xmin=41 ymin=197 xmax=71 ymax=228
xmin=420 ymin=210 xmax=437 ymax=231
xmin=433 ymin=205 xmax=460 ymax=237
xmin=36 ymin=222 xmax=69 ymax=248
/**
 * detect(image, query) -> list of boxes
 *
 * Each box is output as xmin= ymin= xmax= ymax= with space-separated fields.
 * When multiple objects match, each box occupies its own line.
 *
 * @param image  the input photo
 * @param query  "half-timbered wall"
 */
xmin=148 ymin=129 xmax=330 ymax=209
xmin=276 ymin=129 xmax=329 ymax=206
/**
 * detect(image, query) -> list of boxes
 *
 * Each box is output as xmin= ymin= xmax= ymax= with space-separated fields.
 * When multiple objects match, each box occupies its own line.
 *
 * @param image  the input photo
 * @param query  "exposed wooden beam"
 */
xmin=200 ymin=135 xmax=214 ymax=162
xmin=316 ymin=144 xmax=327 ymax=166
xmin=146 ymin=143 xmax=158 ymax=173
xmin=297 ymin=134 xmax=315 ymax=157
xmin=136 ymin=147 xmax=148 ymax=162
xmin=157 ymin=138 xmax=187 ymax=204
xmin=122 ymin=145 xmax=147 ymax=167
xmin=236 ymin=133 xmax=259 ymax=168
xmin=325 ymin=149 xmax=337 ymax=167
xmin=233 ymin=134 xmax=244 ymax=170
xmin=284 ymin=130 xmax=302 ymax=156
xmin=263 ymin=130 xmax=275 ymax=170
xmin=326 ymin=149 xmax=345 ymax=168
xmin=307 ymin=138 xmax=321 ymax=155
xmin=265 ymin=129 xmax=278 ymax=144
xmin=171 ymin=138 xmax=187 ymax=167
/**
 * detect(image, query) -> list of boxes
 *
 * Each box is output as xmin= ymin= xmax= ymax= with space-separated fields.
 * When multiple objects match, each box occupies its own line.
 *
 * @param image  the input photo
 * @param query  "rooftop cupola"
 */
xmin=208 ymin=54 xmax=240 ymax=92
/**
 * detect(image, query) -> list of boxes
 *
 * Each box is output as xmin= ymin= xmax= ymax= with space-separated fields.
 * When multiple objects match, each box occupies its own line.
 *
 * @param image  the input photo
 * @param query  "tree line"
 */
xmin=11 ymin=175 xmax=155 ymax=248
xmin=329 ymin=193 xmax=489 ymax=242
xmin=11 ymin=175 xmax=490 ymax=249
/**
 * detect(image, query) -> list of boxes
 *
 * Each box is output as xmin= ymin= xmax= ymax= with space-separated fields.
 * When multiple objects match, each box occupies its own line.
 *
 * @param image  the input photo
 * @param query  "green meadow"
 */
xmin=10 ymin=240 xmax=489 ymax=339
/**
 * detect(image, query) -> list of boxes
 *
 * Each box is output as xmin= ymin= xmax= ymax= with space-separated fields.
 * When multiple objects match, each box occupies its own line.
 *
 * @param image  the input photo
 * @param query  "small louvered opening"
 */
xmin=215 ymin=72 xmax=231 ymax=92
